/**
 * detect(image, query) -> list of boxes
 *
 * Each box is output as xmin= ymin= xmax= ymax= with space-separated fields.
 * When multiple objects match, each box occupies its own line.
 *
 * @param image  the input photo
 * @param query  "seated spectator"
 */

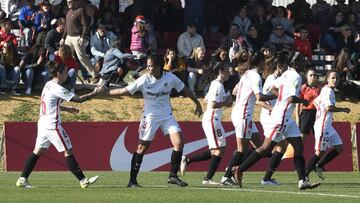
xmin=311 ymin=0 xmax=332 ymax=21
xmin=99 ymin=37 xmax=134 ymax=88
xmin=247 ymin=24 xmax=265 ymax=52
xmin=250 ymin=5 xmax=271 ymax=40
xmin=271 ymin=6 xmax=294 ymax=35
xmin=44 ymin=17 xmax=65 ymax=56
xmin=268 ymin=24 xmax=294 ymax=53
xmin=130 ymin=15 xmax=147 ymax=58
xmin=177 ymin=21 xmax=205 ymax=58
xmin=320 ymin=11 xmax=345 ymax=52
xmin=346 ymin=12 xmax=359 ymax=37
xmin=90 ymin=22 xmax=117 ymax=73
xmin=49 ymin=45 xmax=79 ymax=92
xmin=0 ymin=18 xmax=18 ymax=49
xmin=0 ymin=41 xmax=22 ymax=95
xmin=163 ymin=48 xmax=187 ymax=84
xmin=34 ymin=0 xmax=52 ymax=47
xmin=295 ymin=25 xmax=312 ymax=61
xmin=19 ymin=0 xmax=37 ymax=48
xmin=186 ymin=47 xmax=209 ymax=96
xmin=221 ymin=23 xmax=251 ymax=55
xmin=232 ymin=6 xmax=251 ymax=37
xmin=336 ymin=24 xmax=357 ymax=54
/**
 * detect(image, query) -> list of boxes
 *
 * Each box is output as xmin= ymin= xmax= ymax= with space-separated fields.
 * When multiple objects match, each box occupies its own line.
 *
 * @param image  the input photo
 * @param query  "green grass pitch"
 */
xmin=1 ymin=171 xmax=360 ymax=203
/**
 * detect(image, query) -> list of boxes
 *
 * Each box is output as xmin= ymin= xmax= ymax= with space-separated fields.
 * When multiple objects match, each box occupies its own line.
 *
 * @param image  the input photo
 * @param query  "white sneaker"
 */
xmin=25 ymin=87 xmax=32 ymax=95
xmin=220 ymin=177 xmax=236 ymax=186
xmin=202 ymin=179 xmax=220 ymax=185
xmin=16 ymin=177 xmax=32 ymax=188
xmin=298 ymin=179 xmax=320 ymax=190
xmin=180 ymin=156 xmax=187 ymax=176
xmin=261 ymin=179 xmax=281 ymax=186
xmin=314 ymin=165 xmax=325 ymax=180
xmin=80 ymin=175 xmax=99 ymax=188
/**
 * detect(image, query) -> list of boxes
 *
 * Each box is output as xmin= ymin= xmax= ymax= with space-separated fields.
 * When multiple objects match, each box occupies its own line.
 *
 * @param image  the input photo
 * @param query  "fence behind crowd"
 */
xmin=3 ymin=121 xmax=354 ymax=171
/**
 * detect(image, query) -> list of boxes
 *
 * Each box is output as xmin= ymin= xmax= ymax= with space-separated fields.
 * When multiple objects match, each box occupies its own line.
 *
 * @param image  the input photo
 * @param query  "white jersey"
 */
xmin=38 ymin=80 xmax=75 ymax=130
xmin=260 ymin=73 xmax=278 ymax=123
xmin=126 ymin=72 xmax=185 ymax=118
xmin=232 ymin=69 xmax=262 ymax=119
xmin=271 ymin=68 xmax=302 ymax=124
xmin=314 ymin=86 xmax=335 ymax=132
xmin=203 ymin=80 xmax=228 ymax=121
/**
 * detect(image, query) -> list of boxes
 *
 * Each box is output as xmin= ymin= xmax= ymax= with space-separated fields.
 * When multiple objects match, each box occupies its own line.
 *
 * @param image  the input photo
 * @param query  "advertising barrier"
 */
xmin=4 ymin=122 xmax=353 ymax=171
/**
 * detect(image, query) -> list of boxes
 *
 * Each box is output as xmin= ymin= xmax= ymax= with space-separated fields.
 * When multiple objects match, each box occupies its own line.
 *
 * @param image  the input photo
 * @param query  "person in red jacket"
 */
xmin=0 ymin=18 xmax=18 ymax=49
xmin=295 ymin=25 xmax=312 ymax=61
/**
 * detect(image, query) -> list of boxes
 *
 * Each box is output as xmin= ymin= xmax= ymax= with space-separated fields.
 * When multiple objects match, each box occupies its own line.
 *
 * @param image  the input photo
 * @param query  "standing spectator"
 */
xmin=232 ymin=7 xmax=251 ymax=37
xmin=130 ymin=15 xmax=147 ymax=58
xmin=44 ymin=18 xmax=65 ymax=56
xmin=90 ymin=22 xmax=117 ymax=72
xmin=294 ymin=25 xmax=312 ymax=61
xmin=268 ymin=24 xmax=294 ymax=53
xmin=19 ymin=0 xmax=37 ymax=48
xmin=61 ymin=0 xmax=98 ymax=82
xmin=177 ymin=21 xmax=205 ymax=58
xmin=0 ymin=18 xmax=18 ymax=49
xmin=34 ymin=0 xmax=52 ymax=47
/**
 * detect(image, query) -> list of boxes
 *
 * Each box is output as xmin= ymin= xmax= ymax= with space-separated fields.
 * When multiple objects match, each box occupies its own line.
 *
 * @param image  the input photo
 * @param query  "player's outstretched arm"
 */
xmin=60 ymin=106 xmax=79 ymax=113
xmin=182 ymin=86 xmax=203 ymax=117
xmin=105 ymin=87 xmax=131 ymax=96
xmin=327 ymin=106 xmax=350 ymax=113
xmin=70 ymin=90 xmax=98 ymax=103
xmin=256 ymin=93 xmax=277 ymax=101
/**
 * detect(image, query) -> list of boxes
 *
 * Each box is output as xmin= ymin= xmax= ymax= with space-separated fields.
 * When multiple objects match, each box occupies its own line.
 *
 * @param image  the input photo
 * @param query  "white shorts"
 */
xmin=264 ymin=119 xmax=300 ymax=143
xmin=232 ymin=117 xmax=258 ymax=139
xmin=35 ymin=125 xmax=72 ymax=152
xmin=202 ymin=118 xmax=226 ymax=149
xmin=314 ymin=126 xmax=342 ymax=152
xmin=138 ymin=114 xmax=181 ymax=141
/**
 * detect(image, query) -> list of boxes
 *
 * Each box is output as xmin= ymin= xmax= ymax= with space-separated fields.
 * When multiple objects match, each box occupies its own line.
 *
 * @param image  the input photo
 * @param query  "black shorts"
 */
xmin=299 ymin=109 xmax=316 ymax=135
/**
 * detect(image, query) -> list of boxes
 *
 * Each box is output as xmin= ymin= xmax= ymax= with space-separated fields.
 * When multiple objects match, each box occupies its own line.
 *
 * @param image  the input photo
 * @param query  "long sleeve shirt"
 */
xmin=177 ymin=32 xmax=205 ymax=58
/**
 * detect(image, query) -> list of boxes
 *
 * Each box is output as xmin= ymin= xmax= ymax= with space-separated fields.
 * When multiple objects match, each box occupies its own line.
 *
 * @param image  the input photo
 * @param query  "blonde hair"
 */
xmin=190 ymin=47 xmax=205 ymax=63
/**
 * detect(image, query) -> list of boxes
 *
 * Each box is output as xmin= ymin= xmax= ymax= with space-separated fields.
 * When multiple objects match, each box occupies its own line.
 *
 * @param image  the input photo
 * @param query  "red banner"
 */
xmin=4 ymin=122 xmax=353 ymax=171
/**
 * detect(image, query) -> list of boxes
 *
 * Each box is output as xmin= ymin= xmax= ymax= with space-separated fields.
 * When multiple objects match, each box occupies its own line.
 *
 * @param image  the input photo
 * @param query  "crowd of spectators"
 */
xmin=0 ymin=0 xmax=359 ymax=99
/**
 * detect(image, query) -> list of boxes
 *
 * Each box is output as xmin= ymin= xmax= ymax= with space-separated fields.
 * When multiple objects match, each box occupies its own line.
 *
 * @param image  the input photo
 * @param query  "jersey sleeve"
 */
xmin=287 ymin=74 xmax=301 ymax=96
xmin=170 ymin=73 xmax=185 ymax=93
xmin=53 ymin=85 xmax=75 ymax=102
xmin=251 ymin=72 xmax=262 ymax=95
xmin=205 ymin=82 xmax=222 ymax=103
xmin=126 ymin=75 xmax=146 ymax=95
xmin=324 ymin=88 xmax=335 ymax=108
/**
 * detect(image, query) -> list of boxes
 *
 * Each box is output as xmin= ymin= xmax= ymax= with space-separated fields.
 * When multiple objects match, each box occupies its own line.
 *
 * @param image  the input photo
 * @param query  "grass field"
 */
xmin=1 ymin=172 xmax=360 ymax=203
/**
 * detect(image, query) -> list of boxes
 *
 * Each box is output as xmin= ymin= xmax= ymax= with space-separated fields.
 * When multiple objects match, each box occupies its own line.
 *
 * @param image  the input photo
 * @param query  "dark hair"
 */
xmin=148 ymin=53 xmax=163 ymax=69
xmin=111 ymin=37 xmax=124 ymax=50
xmin=56 ymin=18 xmax=65 ymax=27
xmin=47 ymin=61 xmax=66 ymax=78
xmin=203 ymin=61 xmax=227 ymax=84
xmin=249 ymin=51 xmax=265 ymax=68
xmin=323 ymin=69 xmax=338 ymax=85
xmin=164 ymin=48 xmax=179 ymax=69
xmin=229 ymin=23 xmax=240 ymax=29
xmin=288 ymin=51 xmax=307 ymax=72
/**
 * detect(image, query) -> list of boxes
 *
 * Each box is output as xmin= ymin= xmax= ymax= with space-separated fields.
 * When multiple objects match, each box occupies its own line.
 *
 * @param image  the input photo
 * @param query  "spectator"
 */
xmin=177 ymin=21 xmax=205 ymax=58
xmin=85 ymin=4 xmax=99 ymax=35
xmin=250 ymin=5 xmax=271 ymax=40
xmin=44 ymin=18 xmax=65 ymax=56
xmin=336 ymin=24 xmax=357 ymax=54
xmin=19 ymin=0 xmax=37 ymax=48
xmin=0 ymin=41 xmax=21 ymax=95
xmin=61 ymin=0 xmax=98 ymax=83
xmin=311 ymin=0 xmax=332 ymax=21
xmin=268 ymin=24 xmax=294 ymax=53
xmin=163 ymin=48 xmax=187 ymax=84
xmin=130 ymin=15 xmax=147 ymax=58
xmin=99 ymin=37 xmax=134 ymax=88
xmin=144 ymin=21 xmax=157 ymax=54
xmin=247 ymin=24 xmax=265 ymax=52
xmin=294 ymin=25 xmax=312 ymax=61
xmin=49 ymin=45 xmax=79 ymax=92
xmin=347 ymin=13 xmax=360 ymax=37
xmin=232 ymin=7 xmax=251 ymax=37
xmin=271 ymin=6 xmax=294 ymax=35
xmin=0 ymin=18 xmax=18 ymax=49
xmin=221 ymin=23 xmax=250 ymax=53
xmin=186 ymin=46 xmax=209 ymax=96
xmin=90 ymin=22 xmax=117 ymax=73
xmin=99 ymin=0 xmax=119 ymax=19
xmin=320 ymin=11 xmax=345 ymax=52
xmin=333 ymin=48 xmax=356 ymax=81
xmin=333 ymin=0 xmax=349 ymax=14
xmin=34 ymin=0 xmax=52 ymax=47
xmin=286 ymin=0 xmax=311 ymax=26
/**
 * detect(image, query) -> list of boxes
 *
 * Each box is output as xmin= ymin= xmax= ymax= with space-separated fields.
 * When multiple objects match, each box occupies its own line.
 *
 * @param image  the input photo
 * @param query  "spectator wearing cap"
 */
xmin=90 ymin=22 xmax=117 ymax=72
xmin=19 ymin=0 xmax=38 ymax=48
xmin=268 ymin=24 xmax=294 ymax=53
xmin=0 ymin=19 xmax=18 ymax=49
xmin=60 ymin=0 xmax=98 ymax=82
xmin=130 ymin=15 xmax=147 ymax=58
xmin=44 ymin=18 xmax=65 ymax=56
xmin=177 ymin=21 xmax=205 ymax=58
xmin=294 ymin=25 xmax=312 ymax=61
xmin=34 ymin=0 xmax=53 ymax=46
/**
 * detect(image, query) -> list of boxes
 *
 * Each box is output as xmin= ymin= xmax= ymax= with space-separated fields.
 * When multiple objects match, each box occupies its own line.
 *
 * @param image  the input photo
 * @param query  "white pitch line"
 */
xmin=180 ymin=186 xmax=360 ymax=199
